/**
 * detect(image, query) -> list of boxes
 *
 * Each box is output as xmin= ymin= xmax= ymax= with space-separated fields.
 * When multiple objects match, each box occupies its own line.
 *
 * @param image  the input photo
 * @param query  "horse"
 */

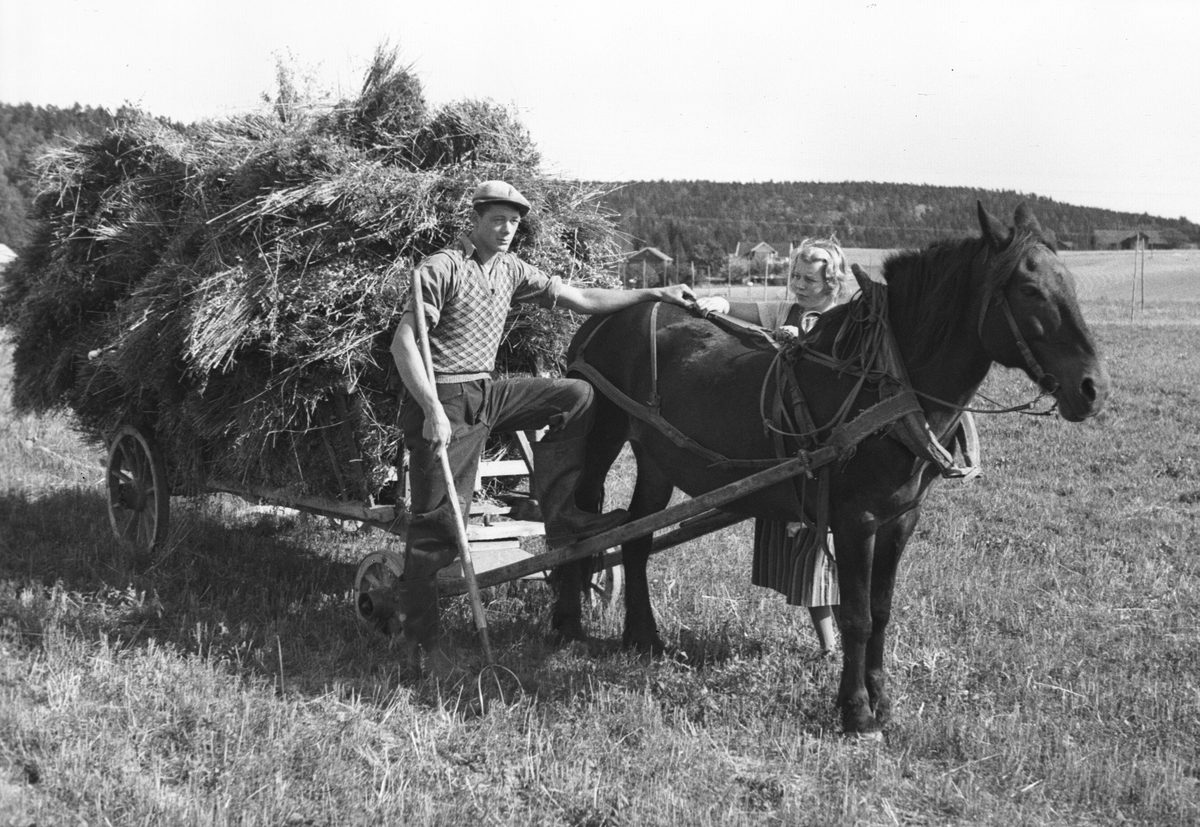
xmin=551 ymin=202 xmax=1110 ymax=735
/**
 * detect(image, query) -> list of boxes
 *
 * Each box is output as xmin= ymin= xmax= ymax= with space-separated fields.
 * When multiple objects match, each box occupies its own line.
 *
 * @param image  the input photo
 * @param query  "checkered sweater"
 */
xmin=413 ymin=237 xmax=560 ymax=381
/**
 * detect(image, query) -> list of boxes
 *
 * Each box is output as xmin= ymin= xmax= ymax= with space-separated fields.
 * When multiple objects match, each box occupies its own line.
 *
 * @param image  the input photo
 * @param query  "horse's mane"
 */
xmin=878 ymin=228 xmax=1045 ymax=367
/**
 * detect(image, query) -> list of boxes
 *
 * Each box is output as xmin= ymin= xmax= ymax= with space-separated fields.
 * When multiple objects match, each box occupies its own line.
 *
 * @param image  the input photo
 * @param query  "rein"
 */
xmin=568 ymin=294 xmax=978 ymax=481
xmin=894 ymin=245 xmax=1063 ymax=419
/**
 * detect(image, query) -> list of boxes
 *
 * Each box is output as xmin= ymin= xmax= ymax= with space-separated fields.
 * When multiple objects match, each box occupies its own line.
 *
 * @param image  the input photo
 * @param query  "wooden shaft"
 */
xmin=453 ymin=450 xmax=833 ymax=590
xmin=409 ymin=277 xmax=495 ymax=665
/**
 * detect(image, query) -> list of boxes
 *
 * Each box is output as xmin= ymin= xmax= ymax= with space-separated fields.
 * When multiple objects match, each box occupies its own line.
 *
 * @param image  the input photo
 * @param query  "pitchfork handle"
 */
xmin=409 ymin=277 xmax=495 ymax=666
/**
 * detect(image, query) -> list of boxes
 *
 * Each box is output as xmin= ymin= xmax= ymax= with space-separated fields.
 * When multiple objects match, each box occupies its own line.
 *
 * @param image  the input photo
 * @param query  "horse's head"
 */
xmin=975 ymin=202 xmax=1110 ymax=421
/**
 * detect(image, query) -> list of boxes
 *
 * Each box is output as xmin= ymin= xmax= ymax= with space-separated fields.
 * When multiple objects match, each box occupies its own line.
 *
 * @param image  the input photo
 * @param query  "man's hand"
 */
xmin=422 ymin=402 xmax=453 ymax=452
xmin=657 ymin=283 xmax=697 ymax=306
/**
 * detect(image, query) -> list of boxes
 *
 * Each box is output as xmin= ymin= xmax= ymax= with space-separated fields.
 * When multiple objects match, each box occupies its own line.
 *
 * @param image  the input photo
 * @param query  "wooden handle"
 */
xmin=408 ymin=276 xmax=495 ymax=665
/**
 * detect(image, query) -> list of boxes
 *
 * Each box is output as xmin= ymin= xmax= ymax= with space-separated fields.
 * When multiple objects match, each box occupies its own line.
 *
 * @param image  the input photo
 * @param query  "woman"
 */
xmin=696 ymin=237 xmax=855 ymax=654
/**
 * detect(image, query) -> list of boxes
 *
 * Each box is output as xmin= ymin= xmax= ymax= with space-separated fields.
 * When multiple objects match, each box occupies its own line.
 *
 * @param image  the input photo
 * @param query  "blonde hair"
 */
xmin=790 ymin=236 xmax=853 ymax=305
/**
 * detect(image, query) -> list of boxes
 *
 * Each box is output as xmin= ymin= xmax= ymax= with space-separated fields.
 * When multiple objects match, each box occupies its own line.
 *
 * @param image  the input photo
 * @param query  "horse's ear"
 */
xmin=977 ymin=201 xmax=1011 ymax=248
xmin=851 ymin=262 xmax=882 ymax=290
xmin=1014 ymin=201 xmax=1045 ymax=237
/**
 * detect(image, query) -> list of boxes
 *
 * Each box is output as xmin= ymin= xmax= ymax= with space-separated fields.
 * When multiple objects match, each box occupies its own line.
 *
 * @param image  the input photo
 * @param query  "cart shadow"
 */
xmin=1 ymin=488 xmax=359 ymax=657
xmin=2 ymin=489 xmax=840 ymax=731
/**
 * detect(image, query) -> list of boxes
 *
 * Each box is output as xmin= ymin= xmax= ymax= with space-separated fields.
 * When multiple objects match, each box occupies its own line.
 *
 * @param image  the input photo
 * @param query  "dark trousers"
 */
xmin=398 ymin=376 xmax=596 ymax=645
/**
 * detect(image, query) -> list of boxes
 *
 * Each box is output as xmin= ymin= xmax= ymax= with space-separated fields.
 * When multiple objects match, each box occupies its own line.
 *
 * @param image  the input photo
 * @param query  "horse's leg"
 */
xmin=832 ymin=516 xmax=880 ymax=735
xmin=864 ymin=508 xmax=920 ymax=725
xmin=549 ymin=395 xmax=628 ymax=643
xmin=621 ymin=442 xmax=674 ymax=654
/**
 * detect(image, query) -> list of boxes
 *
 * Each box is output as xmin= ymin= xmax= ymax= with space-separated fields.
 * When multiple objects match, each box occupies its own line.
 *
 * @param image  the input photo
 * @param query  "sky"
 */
xmin=2 ymin=0 xmax=1198 ymax=223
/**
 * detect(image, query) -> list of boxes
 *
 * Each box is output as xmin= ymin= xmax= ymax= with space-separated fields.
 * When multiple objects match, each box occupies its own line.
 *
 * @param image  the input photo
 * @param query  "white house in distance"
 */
xmin=0 ymin=243 xmax=16 ymax=271
xmin=733 ymin=241 xmax=794 ymax=263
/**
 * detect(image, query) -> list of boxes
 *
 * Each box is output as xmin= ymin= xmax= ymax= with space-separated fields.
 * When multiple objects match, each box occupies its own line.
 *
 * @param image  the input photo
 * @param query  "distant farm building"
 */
xmin=624 ymin=247 xmax=673 ymax=287
xmin=626 ymin=247 xmax=673 ymax=267
xmin=733 ymin=241 xmax=794 ymax=262
xmin=1091 ymin=229 xmax=1169 ymax=250
xmin=0 ymin=243 xmax=15 ymax=271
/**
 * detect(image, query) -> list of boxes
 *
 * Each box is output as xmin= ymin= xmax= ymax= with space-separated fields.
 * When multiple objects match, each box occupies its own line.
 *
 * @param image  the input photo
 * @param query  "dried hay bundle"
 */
xmin=2 ymin=52 xmax=621 ymax=500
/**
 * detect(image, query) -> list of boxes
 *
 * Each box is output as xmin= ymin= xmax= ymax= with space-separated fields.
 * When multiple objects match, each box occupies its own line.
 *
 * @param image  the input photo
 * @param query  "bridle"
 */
xmin=975 ymin=249 xmax=1061 ymax=395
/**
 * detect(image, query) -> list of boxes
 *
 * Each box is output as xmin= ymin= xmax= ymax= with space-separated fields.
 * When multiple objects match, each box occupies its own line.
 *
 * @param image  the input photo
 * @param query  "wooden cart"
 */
xmin=103 ymin=415 xmax=857 ymax=649
xmin=103 ymin=421 xmax=644 ymax=631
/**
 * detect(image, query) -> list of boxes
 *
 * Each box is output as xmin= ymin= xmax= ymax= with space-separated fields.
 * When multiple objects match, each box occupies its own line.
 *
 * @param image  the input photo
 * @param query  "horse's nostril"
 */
xmin=1080 ymin=377 xmax=1096 ymax=403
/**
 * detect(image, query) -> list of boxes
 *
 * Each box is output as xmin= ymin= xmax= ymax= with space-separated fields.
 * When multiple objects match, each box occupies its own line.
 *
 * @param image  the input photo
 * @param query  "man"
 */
xmin=390 ymin=180 xmax=694 ymax=678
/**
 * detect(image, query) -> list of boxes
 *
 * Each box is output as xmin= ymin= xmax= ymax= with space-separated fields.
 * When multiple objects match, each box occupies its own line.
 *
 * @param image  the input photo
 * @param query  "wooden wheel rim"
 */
xmin=354 ymin=549 xmax=405 ymax=632
xmin=106 ymin=425 xmax=169 ymax=554
xmin=589 ymin=564 xmax=624 ymax=608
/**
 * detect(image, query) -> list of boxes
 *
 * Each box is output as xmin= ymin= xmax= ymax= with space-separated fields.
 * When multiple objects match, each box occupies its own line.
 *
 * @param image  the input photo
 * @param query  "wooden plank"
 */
xmin=513 ymin=430 xmax=538 ymax=471
xmin=437 ymin=509 xmax=753 ymax=597
xmin=468 ymin=540 xmax=525 ymax=552
xmin=439 ymin=544 xmax=545 ymax=581
xmin=207 ymin=480 xmax=399 ymax=524
xmin=478 ymin=459 xmax=532 ymax=477
xmin=469 ymin=501 xmax=512 ymax=517
xmin=465 ymin=450 xmax=833 ymax=590
xmin=466 ymin=519 xmax=545 ymax=541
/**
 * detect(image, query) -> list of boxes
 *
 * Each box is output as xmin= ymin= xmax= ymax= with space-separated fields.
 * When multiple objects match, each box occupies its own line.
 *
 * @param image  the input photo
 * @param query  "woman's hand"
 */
xmin=777 ymin=324 xmax=800 ymax=342
xmin=696 ymin=296 xmax=730 ymax=314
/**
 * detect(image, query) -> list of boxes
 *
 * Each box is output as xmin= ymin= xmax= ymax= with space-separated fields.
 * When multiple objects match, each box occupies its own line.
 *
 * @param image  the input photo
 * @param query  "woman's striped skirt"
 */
xmin=751 ymin=518 xmax=840 ymax=607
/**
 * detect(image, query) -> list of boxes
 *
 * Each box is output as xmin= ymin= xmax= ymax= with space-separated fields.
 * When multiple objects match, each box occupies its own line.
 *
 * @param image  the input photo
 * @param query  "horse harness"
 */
xmin=568 ymin=275 xmax=981 ymax=488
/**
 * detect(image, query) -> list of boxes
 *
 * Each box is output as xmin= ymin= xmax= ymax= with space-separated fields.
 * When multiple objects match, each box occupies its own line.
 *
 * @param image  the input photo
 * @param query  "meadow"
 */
xmin=1 ymin=251 xmax=1199 ymax=825
xmin=704 ymin=249 xmax=1200 ymax=325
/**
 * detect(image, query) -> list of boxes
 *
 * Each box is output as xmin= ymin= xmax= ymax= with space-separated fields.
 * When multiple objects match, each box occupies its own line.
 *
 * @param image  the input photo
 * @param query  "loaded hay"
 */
xmin=1 ymin=52 xmax=622 ymax=502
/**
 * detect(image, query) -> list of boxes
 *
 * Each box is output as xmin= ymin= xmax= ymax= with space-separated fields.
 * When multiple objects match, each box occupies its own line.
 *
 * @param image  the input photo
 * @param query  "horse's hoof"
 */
xmin=622 ymin=633 xmax=667 ymax=658
xmin=549 ymin=618 xmax=587 ymax=646
xmin=848 ymin=729 xmax=884 ymax=743
xmin=841 ymin=707 xmax=884 ymax=738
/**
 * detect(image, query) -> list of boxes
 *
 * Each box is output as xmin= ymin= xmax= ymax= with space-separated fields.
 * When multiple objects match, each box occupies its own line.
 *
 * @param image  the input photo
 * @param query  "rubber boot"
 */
xmin=532 ymin=436 xmax=628 ymax=547
xmin=395 ymin=579 xmax=440 ymax=651
xmin=394 ymin=579 xmax=466 ymax=682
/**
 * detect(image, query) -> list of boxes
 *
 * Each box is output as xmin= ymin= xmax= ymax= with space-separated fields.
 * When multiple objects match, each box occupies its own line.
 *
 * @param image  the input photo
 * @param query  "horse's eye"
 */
xmin=1020 ymin=285 xmax=1044 ymax=299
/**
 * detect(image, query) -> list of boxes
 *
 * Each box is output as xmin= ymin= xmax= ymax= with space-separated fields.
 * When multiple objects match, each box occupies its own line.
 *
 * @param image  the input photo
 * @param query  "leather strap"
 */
xmin=647 ymin=302 xmax=661 ymax=414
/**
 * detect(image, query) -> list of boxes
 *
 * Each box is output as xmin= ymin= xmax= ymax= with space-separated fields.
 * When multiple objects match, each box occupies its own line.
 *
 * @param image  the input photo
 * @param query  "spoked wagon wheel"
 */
xmin=106 ymin=425 xmax=170 ymax=559
xmin=355 ymin=549 xmax=405 ymax=636
xmin=587 ymin=560 xmax=623 ymax=608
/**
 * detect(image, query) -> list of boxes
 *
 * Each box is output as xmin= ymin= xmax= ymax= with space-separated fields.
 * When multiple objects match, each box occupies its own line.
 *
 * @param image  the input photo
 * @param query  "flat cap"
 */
xmin=471 ymin=180 xmax=531 ymax=216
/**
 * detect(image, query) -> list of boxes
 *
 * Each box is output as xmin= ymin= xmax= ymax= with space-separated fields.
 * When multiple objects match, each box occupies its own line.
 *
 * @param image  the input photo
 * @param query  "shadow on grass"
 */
xmin=0 ymin=487 xmax=838 ymax=730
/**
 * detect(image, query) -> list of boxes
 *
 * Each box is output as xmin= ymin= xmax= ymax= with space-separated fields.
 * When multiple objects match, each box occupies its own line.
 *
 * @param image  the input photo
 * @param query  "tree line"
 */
xmin=3 ymin=103 xmax=1198 ymax=261
xmin=0 ymin=102 xmax=187 ymax=249
xmin=595 ymin=180 xmax=1200 ymax=268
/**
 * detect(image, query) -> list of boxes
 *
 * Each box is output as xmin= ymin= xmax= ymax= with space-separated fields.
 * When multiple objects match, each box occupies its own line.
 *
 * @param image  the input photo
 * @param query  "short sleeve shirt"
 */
xmin=410 ymin=235 xmax=563 ymax=381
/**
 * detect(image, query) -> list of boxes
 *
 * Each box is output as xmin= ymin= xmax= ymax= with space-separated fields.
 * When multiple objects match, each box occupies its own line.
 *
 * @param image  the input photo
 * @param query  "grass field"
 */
xmin=701 ymin=249 xmax=1200 ymax=325
xmin=2 ymin=254 xmax=1199 ymax=825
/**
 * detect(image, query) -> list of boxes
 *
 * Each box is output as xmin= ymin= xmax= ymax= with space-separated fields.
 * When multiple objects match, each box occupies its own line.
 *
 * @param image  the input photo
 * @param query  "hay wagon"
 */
xmin=100 ymin=404 xmax=837 ymax=643
xmin=102 ymin=410 xmax=634 ymax=619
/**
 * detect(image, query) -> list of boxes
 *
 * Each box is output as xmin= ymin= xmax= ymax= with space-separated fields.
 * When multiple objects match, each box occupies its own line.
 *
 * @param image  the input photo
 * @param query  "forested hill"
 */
xmin=596 ymin=180 xmax=1200 ymax=266
xmin=0 ymin=102 xmax=183 ymax=248
xmin=4 ymin=102 xmax=1198 ymax=261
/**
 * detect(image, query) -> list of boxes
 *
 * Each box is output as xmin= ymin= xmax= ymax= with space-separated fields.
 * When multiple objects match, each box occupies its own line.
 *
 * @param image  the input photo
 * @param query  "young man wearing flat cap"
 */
xmin=390 ymin=180 xmax=695 ymax=678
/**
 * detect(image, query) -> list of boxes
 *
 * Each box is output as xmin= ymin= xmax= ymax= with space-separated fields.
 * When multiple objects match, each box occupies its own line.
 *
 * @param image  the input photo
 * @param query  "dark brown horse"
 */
xmin=553 ymin=203 xmax=1109 ymax=735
